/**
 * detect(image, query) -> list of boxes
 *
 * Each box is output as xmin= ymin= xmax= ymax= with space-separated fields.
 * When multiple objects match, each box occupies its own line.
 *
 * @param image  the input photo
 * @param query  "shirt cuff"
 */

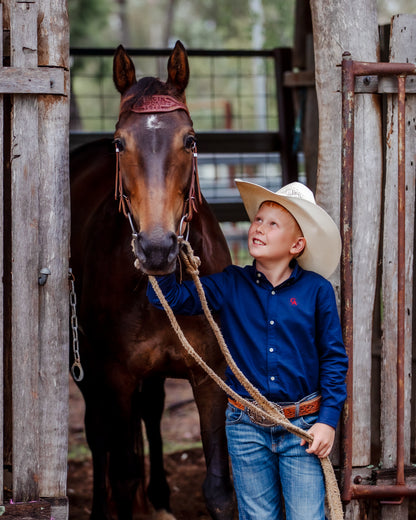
xmin=317 ymin=406 xmax=342 ymax=430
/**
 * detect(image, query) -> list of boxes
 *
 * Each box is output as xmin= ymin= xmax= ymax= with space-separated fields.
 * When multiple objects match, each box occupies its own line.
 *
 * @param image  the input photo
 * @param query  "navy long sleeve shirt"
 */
xmin=147 ymin=262 xmax=348 ymax=429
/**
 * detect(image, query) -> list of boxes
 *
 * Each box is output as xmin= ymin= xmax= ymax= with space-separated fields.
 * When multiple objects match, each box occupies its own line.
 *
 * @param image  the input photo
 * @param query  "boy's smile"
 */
xmin=248 ymin=202 xmax=305 ymax=273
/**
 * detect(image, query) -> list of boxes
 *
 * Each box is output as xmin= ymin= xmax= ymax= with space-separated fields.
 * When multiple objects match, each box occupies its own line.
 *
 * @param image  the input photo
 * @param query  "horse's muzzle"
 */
xmin=132 ymin=230 xmax=179 ymax=274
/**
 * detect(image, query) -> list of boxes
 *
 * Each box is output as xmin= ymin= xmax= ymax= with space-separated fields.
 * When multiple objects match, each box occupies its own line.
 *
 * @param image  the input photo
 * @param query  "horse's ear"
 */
xmin=113 ymin=45 xmax=137 ymax=94
xmin=167 ymin=40 xmax=189 ymax=94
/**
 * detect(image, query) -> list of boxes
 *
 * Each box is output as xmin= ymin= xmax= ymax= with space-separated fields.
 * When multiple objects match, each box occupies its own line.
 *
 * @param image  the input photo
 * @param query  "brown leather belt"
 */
xmin=228 ymin=395 xmax=321 ymax=421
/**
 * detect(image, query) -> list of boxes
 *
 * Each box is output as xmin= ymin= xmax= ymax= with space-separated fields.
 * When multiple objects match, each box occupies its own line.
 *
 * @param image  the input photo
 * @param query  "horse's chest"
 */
xmin=122 ymin=310 xmax=212 ymax=376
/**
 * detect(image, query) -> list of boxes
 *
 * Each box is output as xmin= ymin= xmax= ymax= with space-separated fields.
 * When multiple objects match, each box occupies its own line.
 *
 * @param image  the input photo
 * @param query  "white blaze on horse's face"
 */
xmin=146 ymin=114 xmax=164 ymax=130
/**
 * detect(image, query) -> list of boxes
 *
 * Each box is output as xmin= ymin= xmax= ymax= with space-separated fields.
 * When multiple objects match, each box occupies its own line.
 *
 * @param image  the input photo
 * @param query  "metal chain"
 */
xmin=69 ymin=268 xmax=84 ymax=382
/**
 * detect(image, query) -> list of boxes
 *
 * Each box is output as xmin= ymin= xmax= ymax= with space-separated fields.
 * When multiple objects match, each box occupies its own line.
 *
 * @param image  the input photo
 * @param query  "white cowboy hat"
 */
xmin=235 ymin=179 xmax=342 ymax=279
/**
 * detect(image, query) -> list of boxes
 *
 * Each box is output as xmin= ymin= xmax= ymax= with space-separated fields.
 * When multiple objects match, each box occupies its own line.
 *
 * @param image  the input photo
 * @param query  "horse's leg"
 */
xmin=140 ymin=376 xmax=172 ymax=515
xmin=82 ymin=368 xmax=146 ymax=520
xmin=191 ymin=375 xmax=235 ymax=520
xmin=82 ymin=384 xmax=113 ymax=520
xmin=74 ymin=327 xmax=114 ymax=520
xmin=106 ymin=383 xmax=147 ymax=520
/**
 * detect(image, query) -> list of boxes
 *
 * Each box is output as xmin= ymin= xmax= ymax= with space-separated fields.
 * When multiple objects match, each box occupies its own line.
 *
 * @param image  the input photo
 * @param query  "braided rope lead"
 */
xmin=147 ymin=239 xmax=344 ymax=520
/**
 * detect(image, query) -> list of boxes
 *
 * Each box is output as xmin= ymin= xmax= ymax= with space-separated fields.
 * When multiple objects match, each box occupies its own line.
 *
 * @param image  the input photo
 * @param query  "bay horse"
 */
xmin=70 ymin=41 xmax=235 ymax=519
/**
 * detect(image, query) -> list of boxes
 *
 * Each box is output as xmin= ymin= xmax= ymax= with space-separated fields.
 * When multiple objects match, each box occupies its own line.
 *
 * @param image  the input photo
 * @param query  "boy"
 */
xmin=147 ymin=180 xmax=348 ymax=520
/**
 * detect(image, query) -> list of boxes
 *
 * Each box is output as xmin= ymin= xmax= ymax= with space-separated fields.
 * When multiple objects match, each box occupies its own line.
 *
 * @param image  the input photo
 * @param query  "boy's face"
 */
xmin=248 ymin=202 xmax=304 ymax=266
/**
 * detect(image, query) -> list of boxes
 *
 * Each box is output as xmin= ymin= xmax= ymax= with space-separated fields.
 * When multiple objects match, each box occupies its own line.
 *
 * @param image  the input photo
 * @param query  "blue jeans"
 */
xmin=226 ymin=403 xmax=325 ymax=520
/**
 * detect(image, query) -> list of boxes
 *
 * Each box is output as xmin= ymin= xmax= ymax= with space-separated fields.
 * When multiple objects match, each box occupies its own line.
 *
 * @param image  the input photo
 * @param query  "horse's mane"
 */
xmin=119 ymin=77 xmax=185 ymax=116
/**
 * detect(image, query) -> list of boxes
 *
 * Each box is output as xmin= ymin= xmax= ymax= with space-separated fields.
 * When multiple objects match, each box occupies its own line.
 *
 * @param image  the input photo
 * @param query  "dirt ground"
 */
xmin=66 ymin=377 xmax=416 ymax=520
xmin=67 ymin=376 xmax=224 ymax=520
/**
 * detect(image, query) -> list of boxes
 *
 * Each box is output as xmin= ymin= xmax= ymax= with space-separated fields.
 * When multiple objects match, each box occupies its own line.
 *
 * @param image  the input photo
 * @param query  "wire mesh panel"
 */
xmin=70 ymin=49 xmax=278 ymax=132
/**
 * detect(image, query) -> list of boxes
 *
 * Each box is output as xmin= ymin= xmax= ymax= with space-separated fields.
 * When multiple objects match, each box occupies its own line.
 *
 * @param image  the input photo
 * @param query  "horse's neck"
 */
xmin=188 ymin=202 xmax=232 ymax=276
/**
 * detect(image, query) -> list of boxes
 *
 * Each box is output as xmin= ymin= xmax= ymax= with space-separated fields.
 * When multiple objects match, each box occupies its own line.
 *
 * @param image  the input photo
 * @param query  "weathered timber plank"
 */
xmin=37 ymin=0 xmax=70 ymax=500
xmin=0 ymin=500 xmax=51 ymax=518
xmin=0 ymin=67 xmax=65 ymax=94
xmin=42 ymin=497 xmax=68 ymax=520
xmin=283 ymin=70 xmax=315 ymax=87
xmin=355 ymin=74 xmax=416 ymax=93
xmin=310 ymin=0 xmax=382 ymax=468
xmin=38 ymin=0 xmax=69 ymax=69
xmin=10 ymin=0 xmax=40 ymax=502
xmin=0 ymin=2 xmax=4 ymax=505
xmin=284 ymin=73 xmax=416 ymax=94
xmin=285 ymin=73 xmax=416 ymax=94
xmin=380 ymin=13 xmax=416 ymax=520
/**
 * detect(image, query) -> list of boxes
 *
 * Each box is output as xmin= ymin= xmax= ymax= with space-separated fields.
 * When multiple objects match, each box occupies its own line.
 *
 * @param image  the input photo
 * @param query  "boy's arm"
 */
xmin=146 ymin=270 xmax=227 ymax=315
xmin=316 ymin=281 xmax=349 ymax=429
xmin=146 ymin=273 xmax=203 ymax=314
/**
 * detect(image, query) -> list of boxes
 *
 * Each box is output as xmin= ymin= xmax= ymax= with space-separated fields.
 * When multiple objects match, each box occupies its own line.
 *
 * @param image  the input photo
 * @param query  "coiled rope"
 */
xmin=147 ymin=239 xmax=344 ymax=520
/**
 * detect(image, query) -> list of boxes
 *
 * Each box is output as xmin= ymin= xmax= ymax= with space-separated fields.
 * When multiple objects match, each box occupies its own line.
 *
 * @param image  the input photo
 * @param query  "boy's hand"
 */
xmin=300 ymin=422 xmax=335 ymax=458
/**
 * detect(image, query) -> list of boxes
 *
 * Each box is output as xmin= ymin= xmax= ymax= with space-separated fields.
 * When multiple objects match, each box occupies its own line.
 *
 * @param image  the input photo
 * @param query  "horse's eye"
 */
xmin=184 ymin=135 xmax=196 ymax=150
xmin=113 ymin=138 xmax=124 ymax=153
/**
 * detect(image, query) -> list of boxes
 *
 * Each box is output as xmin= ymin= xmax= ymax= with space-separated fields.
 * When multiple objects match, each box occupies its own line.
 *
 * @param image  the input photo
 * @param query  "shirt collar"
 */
xmin=250 ymin=260 xmax=303 ymax=288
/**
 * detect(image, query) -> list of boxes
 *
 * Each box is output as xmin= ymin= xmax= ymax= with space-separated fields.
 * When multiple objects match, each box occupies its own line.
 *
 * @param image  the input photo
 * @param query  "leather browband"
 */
xmin=130 ymin=95 xmax=190 ymax=117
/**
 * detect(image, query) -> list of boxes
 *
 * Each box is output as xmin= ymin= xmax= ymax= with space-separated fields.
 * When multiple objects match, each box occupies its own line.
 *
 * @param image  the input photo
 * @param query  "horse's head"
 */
xmin=113 ymin=41 xmax=199 ymax=275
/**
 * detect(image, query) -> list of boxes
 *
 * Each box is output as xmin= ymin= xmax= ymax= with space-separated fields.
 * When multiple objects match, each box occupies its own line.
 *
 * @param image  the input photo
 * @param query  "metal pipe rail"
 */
xmin=341 ymin=52 xmax=416 ymax=504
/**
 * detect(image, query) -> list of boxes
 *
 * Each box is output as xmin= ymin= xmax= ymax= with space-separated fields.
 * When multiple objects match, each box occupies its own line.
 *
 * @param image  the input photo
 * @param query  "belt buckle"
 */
xmin=247 ymin=401 xmax=284 ymax=427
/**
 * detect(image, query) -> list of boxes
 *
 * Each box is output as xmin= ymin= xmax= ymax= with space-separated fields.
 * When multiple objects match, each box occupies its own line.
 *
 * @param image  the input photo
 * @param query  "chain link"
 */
xmin=69 ymin=268 xmax=84 ymax=382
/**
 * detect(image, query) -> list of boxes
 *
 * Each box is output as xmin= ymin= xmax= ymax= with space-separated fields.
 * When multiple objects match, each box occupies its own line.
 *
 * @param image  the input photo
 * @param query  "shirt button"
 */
xmin=270 ymin=376 xmax=275 ymax=381
xmin=257 ymin=273 xmax=261 ymax=278
xmin=271 ymin=290 xmax=276 ymax=295
xmin=269 ymin=320 xmax=275 ymax=325
xmin=269 ymin=348 xmax=274 ymax=352
xmin=256 ymin=280 xmax=260 ymax=284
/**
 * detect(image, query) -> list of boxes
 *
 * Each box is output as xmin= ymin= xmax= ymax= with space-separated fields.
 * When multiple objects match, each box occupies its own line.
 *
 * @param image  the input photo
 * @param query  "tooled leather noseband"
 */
xmin=114 ymin=95 xmax=202 ymax=239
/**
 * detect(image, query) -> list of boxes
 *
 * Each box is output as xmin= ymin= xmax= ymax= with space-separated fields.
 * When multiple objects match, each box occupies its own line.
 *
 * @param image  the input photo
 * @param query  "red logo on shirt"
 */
xmin=290 ymin=297 xmax=297 ymax=306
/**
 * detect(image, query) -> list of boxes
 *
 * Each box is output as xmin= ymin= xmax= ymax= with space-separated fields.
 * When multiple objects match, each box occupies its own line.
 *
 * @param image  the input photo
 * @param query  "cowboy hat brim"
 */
xmin=235 ymin=179 xmax=342 ymax=279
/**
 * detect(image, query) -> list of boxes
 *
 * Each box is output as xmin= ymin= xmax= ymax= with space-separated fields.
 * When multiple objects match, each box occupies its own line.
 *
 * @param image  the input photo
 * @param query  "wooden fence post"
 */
xmin=37 ymin=1 xmax=70 ymax=513
xmin=0 ymin=0 xmax=69 ymax=516
xmin=10 ymin=0 xmax=41 ymax=501
xmin=310 ymin=0 xmax=382 ymax=475
xmin=0 ymin=3 xmax=3 ymax=506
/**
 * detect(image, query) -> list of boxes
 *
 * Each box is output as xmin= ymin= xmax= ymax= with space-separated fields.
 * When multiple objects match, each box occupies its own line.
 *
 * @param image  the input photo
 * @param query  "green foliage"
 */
xmin=179 ymin=0 xmax=294 ymax=50
xmin=263 ymin=0 xmax=295 ymax=48
xmin=87 ymin=0 xmax=296 ymax=50
xmin=69 ymin=0 xmax=114 ymax=47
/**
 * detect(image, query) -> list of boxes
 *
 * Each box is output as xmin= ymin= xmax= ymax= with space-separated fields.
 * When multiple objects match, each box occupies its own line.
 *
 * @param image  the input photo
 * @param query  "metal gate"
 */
xmin=340 ymin=14 xmax=416 ymax=518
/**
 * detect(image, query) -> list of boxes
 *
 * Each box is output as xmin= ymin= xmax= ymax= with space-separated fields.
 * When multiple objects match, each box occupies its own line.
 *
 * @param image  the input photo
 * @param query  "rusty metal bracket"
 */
xmin=341 ymin=52 xmax=416 ymax=504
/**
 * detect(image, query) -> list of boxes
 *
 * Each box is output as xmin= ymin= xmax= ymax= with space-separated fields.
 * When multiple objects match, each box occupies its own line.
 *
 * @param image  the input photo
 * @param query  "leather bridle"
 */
xmin=114 ymin=95 xmax=202 ymax=240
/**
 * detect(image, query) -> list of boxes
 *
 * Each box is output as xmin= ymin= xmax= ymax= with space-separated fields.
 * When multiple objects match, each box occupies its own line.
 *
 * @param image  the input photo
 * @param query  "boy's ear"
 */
xmin=291 ymin=237 xmax=306 ymax=256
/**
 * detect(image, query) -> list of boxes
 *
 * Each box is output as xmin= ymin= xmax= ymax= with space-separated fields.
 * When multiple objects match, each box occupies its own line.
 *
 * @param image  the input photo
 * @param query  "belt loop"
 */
xmin=295 ymin=402 xmax=300 ymax=418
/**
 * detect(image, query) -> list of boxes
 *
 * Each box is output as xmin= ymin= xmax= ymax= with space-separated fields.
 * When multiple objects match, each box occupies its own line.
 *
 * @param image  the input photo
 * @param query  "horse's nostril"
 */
xmin=167 ymin=232 xmax=179 ymax=263
xmin=132 ymin=234 xmax=146 ymax=262
xmin=134 ymin=231 xmax=178 ymax=271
